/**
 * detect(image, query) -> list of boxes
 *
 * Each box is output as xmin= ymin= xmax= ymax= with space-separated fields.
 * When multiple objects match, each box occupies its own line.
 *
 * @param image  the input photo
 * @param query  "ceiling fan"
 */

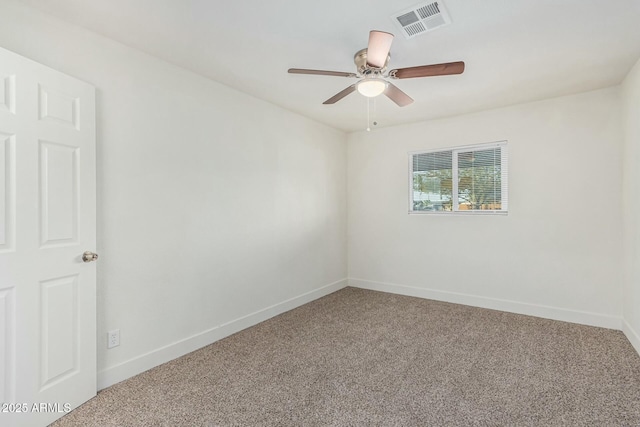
xmin=288 ymin=30 xmax=464 ymax=107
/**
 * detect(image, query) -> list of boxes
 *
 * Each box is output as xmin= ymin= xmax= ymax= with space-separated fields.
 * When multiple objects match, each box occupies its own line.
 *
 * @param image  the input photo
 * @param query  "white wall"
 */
xmin=622 ymin=58 xmax=640 ymax=353
xmin=348 ymin=88 xmax=623 ymax=328
xmin=0 ymin=0 xmax=347 ymax=387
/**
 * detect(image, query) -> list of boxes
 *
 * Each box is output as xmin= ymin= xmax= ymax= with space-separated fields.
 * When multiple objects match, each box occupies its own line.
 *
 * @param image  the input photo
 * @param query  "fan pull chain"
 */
xmin=366 ymin=97 xmax=379 ymax=132
xmin=373 ymin=97 xmax=377 ymax=128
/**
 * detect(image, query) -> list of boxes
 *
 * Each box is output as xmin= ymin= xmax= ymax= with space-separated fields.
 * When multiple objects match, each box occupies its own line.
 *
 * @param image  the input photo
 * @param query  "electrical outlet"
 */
xmin=107 ymin=329 xmax=120 ymax=349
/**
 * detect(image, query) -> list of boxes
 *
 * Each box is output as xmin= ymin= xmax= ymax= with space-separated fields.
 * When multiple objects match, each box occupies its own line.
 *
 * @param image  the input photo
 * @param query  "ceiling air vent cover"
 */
xmin=391 ymin=1 xmax=452 ymax=39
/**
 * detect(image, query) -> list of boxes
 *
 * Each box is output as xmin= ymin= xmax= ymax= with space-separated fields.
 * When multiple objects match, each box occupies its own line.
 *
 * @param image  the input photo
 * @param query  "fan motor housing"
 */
xmin=354 ymin=48 xmax=390 ymax=74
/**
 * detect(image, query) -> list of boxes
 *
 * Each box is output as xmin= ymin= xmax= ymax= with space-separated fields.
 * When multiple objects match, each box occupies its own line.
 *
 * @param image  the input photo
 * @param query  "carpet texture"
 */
xmin=52 ymin=287 xmax=640 ymax=426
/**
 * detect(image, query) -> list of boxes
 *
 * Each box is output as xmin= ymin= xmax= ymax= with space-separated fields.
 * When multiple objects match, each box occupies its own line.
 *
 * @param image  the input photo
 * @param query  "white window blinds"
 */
xmin=410 ymin=141 xmax=508 ymax=214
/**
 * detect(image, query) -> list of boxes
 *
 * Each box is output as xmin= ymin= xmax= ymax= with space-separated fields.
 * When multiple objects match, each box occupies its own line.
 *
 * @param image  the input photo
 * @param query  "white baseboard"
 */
xmin=97 ymin=278 xmax=348 ymax=390
xmin=622 ymin=319 xmax=640 ymax=357
xmin=349 ymin=278 xmax=622 ymax=330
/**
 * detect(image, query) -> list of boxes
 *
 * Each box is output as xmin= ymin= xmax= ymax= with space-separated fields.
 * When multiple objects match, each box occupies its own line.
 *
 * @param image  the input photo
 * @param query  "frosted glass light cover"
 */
xmin=357 ymin=79 xmax=387 ymax=97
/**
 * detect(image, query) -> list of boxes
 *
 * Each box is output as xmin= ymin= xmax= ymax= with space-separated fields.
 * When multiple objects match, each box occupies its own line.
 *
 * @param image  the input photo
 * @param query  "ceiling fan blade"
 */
xmin=288 ymin=68 xmax=357 ymax=78
xmin=384 ymin=82 xmax=414 ymax=107
xmin=366 ymin=30 xmax=394 ymax=68
xmin=390 ymin=61 xmax=465 ymax=79
xmin=323 ymin=84 xmax=357 ymax=104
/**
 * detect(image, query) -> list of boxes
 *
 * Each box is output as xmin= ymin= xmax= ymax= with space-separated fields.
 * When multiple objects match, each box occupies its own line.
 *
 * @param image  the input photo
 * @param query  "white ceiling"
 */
xmin=18 ymin=0 xmax=640 ymax=132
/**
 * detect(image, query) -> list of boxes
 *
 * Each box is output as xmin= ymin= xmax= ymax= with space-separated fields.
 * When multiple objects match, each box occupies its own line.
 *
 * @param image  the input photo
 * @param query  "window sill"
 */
xmin=408 ymin=210 xmax=508 ymax=216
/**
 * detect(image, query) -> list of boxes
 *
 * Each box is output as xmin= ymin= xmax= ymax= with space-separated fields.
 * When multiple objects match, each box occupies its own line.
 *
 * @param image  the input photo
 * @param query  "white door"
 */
xmin=0 ymin=47 xmax=96 ymax=427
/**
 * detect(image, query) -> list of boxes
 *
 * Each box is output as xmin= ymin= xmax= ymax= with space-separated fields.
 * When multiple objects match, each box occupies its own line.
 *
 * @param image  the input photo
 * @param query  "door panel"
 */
xmin=39 ymin=140 xmax=79 ymax=247
xmin=0 ymin=46 xmax=96 ymax=427
xmin=38 ymin=85 xmax=80 ymax=130
xmin=0 ymin=131 xmax=15 ymax=252
xmin=39 ymin=274 xmax=78 ymax=390
xmin=0 ymin=285 xmax=15 ymax=403
xmin=0 ymin=74 xmax=16 ymax=114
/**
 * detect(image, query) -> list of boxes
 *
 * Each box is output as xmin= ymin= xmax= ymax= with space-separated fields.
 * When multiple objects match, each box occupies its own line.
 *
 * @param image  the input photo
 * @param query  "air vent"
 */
xmin=391 ymin=1 xmax=452 ymax=40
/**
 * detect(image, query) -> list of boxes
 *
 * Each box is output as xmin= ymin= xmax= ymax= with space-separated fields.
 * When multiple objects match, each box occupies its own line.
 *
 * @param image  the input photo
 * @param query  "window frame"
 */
xmin=408 ymin=141 xmax=508 ymax=215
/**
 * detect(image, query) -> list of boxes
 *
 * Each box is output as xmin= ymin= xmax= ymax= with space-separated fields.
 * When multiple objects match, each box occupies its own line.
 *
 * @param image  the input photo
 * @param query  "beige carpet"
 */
xmin=52 ymin=287 xmax=640 ymax=426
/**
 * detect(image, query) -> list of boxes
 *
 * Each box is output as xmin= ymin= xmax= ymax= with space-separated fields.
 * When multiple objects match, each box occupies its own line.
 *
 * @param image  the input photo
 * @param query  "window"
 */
xmin=409 ymin=141 xmax=508 ymax=214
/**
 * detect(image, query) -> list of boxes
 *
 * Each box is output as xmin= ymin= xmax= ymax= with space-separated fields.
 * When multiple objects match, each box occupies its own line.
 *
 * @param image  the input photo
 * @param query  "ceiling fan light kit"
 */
xmin=356 ymin=78 xmax=387 ymax=97
xmin=288 ymin=29 xmax=464 ymax=109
